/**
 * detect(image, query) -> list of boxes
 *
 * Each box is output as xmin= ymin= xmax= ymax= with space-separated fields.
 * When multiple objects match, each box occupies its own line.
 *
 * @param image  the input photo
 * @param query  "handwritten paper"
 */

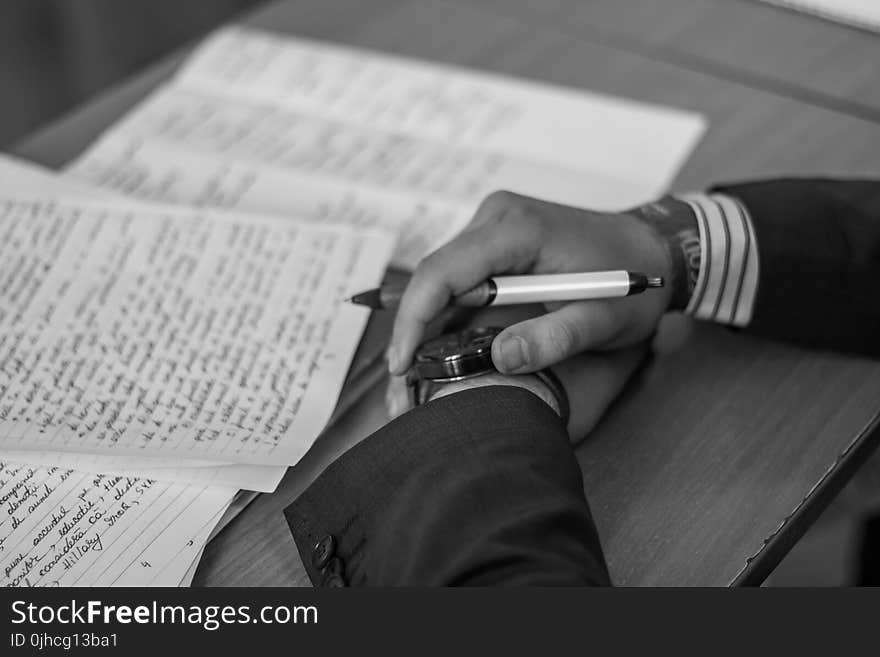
xmin=67 ymin=129 xmax=470 ymax=271
xmin=0 ymin=196 xmax=394 ymax=465
xmin=0 ymin=157 xmax=258 ymax=585
xmin=175 ymin=26 xmax=705 ymax=202
xmin=68 ymin=27 xmax=706 ymax=271
xmin=0 ymin=155 xmax=288 ymax=491
xmin=70 ymin=86 xmax=649 ymax=210
xmin=0 ymin=459 xmax=234 ymax=587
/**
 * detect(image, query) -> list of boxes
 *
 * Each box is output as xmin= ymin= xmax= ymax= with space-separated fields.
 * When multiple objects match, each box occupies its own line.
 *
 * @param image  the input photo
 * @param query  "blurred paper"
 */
xmin=176 ymin=27 xmax=706 ymax=201
xmin=68 ymin=26 xmax=706 ymax=271
xmin=760 ymin=0 xmax=880 ymax=32
xmin=67 ymin=128 xmax=470 ymax=271
xmin=0 ymin=153 xmax=109 ymax=198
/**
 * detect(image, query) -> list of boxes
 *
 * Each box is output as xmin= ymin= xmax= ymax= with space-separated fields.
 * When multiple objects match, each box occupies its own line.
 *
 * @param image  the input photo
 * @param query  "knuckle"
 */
xmin=476 ymin=190 xmax=521 ymax=223
xmin=529 ymin=203 xmax=552 ymax=227
xmin=405 ymin=253 xmax=452 ymax=305
xmin=545 ymin=319 xmax=578 ymax=359
xmin=418 ymin=249 xmax=443 ymax=273
xmin=415 ymin=248 xmax=451 ymax=280
xmin=481 ymin=189 xmax=517 ymax=211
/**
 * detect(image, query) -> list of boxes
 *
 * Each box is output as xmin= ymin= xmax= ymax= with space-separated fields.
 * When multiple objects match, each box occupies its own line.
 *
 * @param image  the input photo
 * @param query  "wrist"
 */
xmin=627 ymin=196 xmax=700 ymax=312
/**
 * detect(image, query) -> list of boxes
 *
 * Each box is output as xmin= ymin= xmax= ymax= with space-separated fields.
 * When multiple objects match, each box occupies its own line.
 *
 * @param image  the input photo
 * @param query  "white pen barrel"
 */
xmin=491 ymin=271 xmax=632 ymax=305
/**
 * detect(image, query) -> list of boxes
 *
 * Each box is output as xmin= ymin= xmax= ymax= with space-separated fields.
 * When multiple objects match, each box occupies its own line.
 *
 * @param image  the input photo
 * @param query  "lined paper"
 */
xmin=0 ymin=459 xmax=234 ymax=587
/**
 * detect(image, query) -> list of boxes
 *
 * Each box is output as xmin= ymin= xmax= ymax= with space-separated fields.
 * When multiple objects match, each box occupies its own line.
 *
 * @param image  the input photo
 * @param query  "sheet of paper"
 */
xmin=760 ymin=0 xmax=880 ymax=32
xmin=0 ymin=195 xmax=394 ymax=466
xmin=0 ymin=450 xmax=286 ymax=492
xmin=174 ymin=26 xmax=705 ymax=203
xmin=0 ymin=459 xmax=235 ymax=586
xmin=177 ymin=489 xmax=260 ymax=586
xmin=69 ymin=85 xmax=658 ymax=210
xmin=0 ymin=350 xmax=384 ymax=492
xmin=178 ymin=545 xmax=205 ymax=587
xmin=0 ymin=153 xmax=108 ymax=199
xmin=67 ymin=27 xmax=706 ymax=271
xmin=66 ymin=129 xmax=471 ymax=271
xmin=0 ymin=155 xmax=287 ymax=491
xmin=155 ymin=503 xmax=229 ymax=587
xmin=0 ymin=154 xmax=382 ymax=490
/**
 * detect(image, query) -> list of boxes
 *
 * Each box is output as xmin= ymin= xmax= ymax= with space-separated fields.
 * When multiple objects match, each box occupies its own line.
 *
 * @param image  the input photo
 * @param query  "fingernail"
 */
xmin=496 ymin=334 xmax=528 ymax=372
xmin=386 ymin=346 xmax=400 ymax=374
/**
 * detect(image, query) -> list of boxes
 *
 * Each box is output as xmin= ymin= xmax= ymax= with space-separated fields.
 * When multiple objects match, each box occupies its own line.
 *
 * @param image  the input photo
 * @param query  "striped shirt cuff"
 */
xmin=677 ymin=193 xmax=760 ymax=327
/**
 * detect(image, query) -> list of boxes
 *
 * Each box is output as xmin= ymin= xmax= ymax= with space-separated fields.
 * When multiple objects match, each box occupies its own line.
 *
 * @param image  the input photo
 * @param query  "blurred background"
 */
xmin=0 ymin=0 xmax=261 ymax=147
xmin=1 ymin=0 xmax=879 ymax=586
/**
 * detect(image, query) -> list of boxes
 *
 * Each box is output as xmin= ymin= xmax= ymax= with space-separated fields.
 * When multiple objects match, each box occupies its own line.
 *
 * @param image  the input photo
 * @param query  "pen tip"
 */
xmin=647 ymin=277 xmax=664 ymax=288
xmin=348 ymin=288 xmax=384 ymax=309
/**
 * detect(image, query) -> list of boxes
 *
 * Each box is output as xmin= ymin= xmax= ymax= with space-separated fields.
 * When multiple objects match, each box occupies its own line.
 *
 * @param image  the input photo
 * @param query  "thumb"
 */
xmin=491 ymin=301 xmax=623 ymax=373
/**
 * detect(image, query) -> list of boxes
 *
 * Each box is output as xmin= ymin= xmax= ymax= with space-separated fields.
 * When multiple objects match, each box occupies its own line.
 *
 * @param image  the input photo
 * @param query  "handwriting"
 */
xmin=0 ymin=459 xmax=233 ymax=586
xmin=0 ymin=198 xmax=392 ymax=465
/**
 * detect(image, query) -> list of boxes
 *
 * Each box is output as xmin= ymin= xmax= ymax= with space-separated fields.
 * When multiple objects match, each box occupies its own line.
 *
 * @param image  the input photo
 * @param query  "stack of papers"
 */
xmin=1 ymin=26 xmax=705 ymax=586
xmin=0 ymin=153 xmax=391 ymax=586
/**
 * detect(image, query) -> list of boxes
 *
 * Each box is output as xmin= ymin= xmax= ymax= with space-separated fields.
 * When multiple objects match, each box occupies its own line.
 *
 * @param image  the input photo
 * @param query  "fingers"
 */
xmin=459 ymin=189 xmax=528 ymax=232
xmin=388 ymin=207 xmax=540 ymax=375
xmin=554 ymin=343 xmax=649 ymax=442
xmin=491 ymin=301 xmax=626 ymax=373
xmin=385 ymin=375 xmax=410 ymax=419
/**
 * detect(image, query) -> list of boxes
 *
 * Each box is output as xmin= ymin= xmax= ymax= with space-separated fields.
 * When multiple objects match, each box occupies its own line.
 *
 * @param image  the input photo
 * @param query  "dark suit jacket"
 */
xmin=285 ymin=179 xmax=880 ymax=586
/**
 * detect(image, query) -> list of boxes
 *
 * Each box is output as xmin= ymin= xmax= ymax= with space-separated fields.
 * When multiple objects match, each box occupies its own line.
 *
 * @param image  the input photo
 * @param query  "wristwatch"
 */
xmin=405 ymin=326 xmax=569 ymax=424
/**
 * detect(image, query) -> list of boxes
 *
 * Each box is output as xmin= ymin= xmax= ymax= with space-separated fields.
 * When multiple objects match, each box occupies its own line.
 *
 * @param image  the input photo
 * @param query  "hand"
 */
xmin=387 ymin=191 xmax=672 ymax=377
xmin=386 ymin=304 xmax=650 ymax=442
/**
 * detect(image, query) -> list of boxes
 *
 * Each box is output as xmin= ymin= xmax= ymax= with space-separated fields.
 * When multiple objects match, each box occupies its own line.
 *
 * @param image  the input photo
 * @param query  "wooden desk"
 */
xmin=13 ymin=0 xmax=880 ymax=586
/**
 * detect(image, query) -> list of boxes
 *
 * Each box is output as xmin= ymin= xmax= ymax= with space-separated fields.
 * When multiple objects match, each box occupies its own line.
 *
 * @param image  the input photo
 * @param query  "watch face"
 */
xmin=412 ymin=326 xmax=502 ymax=382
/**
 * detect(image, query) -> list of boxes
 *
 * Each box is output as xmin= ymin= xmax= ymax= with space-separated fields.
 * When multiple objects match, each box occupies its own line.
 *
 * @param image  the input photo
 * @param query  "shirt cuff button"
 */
xmin=312 ymin=534 xmax=336 ymax=570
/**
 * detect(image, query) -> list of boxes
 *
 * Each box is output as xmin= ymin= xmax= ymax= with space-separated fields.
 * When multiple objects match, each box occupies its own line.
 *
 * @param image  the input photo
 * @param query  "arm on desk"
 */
xmin=284 ymin=386 xmax=610 ymax=587
xmin=716 ymin=179 xmax=880 ymax=356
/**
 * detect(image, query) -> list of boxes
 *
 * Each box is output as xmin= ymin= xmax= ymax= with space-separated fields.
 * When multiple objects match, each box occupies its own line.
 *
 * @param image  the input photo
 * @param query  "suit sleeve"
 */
xmin=284 ymin=385 xmax=610 ymax=586
xmin=714 ymin=179 xmax=880 ymax=356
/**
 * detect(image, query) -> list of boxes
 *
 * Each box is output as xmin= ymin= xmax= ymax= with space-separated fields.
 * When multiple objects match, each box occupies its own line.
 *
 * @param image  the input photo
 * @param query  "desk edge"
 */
xmin=731 ymin=406 xmax=880 ymax=586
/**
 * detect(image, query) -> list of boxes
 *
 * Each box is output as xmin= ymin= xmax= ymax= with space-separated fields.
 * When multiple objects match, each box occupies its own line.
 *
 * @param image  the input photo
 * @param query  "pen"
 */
xmin=348 ymin=271 xmax=664 ymax=310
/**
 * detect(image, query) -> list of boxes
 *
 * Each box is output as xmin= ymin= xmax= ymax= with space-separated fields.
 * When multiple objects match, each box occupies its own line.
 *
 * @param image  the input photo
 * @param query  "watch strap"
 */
xmin=533 ymin=368 xmax=569 ymax=426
